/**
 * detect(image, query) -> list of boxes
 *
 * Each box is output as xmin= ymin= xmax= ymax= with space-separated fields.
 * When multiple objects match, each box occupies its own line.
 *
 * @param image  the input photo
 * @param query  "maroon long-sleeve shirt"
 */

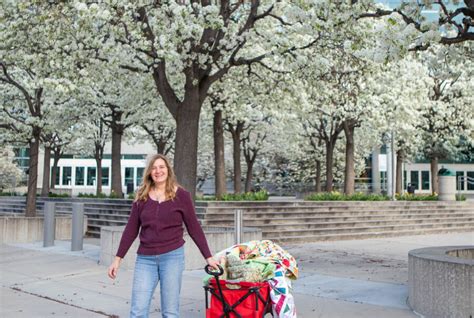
xmin=116 ymin=187 xmax=212 ymax=259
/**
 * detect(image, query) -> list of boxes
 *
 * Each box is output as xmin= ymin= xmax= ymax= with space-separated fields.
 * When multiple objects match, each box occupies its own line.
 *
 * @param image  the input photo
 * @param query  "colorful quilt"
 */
xmin=212 ymin=240 xmax=298 ymax=317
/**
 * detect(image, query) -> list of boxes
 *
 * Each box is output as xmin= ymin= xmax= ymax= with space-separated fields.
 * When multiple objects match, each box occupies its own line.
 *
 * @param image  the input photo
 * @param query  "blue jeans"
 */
xmin=130 ymin=246 xmax=185 ymax=318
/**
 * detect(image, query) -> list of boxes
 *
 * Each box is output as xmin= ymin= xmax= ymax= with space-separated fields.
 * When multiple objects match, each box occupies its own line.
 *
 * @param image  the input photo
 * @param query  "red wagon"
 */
xmin=204 ymin=265 xmax=272 ymax=318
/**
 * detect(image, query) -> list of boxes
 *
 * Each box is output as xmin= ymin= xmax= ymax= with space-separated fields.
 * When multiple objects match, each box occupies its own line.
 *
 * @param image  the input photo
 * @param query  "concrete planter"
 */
xmin=408 ymin=246 xmax=474 ymax=318
xmin=438 ymin=175 xmax=456 ymax=201
xmin=0 ymin=214 xmax=88 ymax=243
xmin=100 ymin=226 xmax=262 ymax=270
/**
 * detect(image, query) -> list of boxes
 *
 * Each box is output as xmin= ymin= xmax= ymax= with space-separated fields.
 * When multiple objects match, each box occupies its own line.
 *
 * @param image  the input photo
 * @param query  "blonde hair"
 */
xmin=135 ymin=154 xmax=179 ymax=202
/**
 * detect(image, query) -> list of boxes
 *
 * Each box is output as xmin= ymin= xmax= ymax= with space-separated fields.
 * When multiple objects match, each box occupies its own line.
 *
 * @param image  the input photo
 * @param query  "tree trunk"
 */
xmin=245 ymin=160 xmax=254 ymax=193
xmin=95 ymin=156 xmax=103 ymax=195
xmin=41 ymin=146 xmax=51 ymax=197
xmin=396 ymin=149 xmax=404 ymax=194
xmin=213 ymin=109 xmax=226 ymax=199
xmin=50 ymin=148 xmax=61 ymax=190
xmin=315 ymin=159 xmax=322 ymax=193
xmin=25 ymin=131 xmax=40 ymax=217
xmin=230 ymin=125 xmax=242 ymax=194
xmin=111 ymin=126 xmax=123 ymax=197
xmin=325 ymin=140 xmax=336 ymax=192
xmin=343 ymin=124 xmax=355 ymax=195
xmin=430 ymin=157 xmax=439 ymax=194
xmin=173 ymin=100 xmax=201 ymax=196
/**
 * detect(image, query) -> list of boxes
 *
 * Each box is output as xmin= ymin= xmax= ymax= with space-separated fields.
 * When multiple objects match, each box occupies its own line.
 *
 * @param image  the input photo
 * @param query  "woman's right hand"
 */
xmin=108 ymin=256 xmax=122 ymax=279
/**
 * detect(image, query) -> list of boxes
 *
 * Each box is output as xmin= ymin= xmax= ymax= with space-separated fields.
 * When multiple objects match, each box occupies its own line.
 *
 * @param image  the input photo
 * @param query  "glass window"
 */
xmin=468 ymin=171 xmax=474 ymax=191
xmin=62 ymin=167 xmax=72 ymax=186
xmin=403 ymin=170 xmax=407 ymax=190
xmin=51 ymin=167 xmax=60 ymax=185
xmin=456 ymin=171 xmax=465 ymax=190
xmin=75 ymin=167 xmax=85 ymax=186
xmin=421 ymin=171 xmax=430 ymax=190
xmin=136 ymin=168 xmax=144 ymax=186
xmin=410 ymin=171 xmax=419 ymax=189
xmin=124 ymin=167 xmax=134 ymax=186
xmin=380 ymin=171 xmax=387 ymax=191
xmin=101 ymin=167 xmax=109 ymax=186
xmin=87 ymin=167 xmax=96 ymax=186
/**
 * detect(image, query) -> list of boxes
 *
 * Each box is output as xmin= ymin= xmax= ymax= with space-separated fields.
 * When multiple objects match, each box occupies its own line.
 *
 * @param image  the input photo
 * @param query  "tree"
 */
xmin=357 ymin=0 xmax=474 ymax=50
xmin=417 ymin=44 xmax=473 ymax=193
xmin=1 ymin=2 xmax=78 ymax=215
xmin=0 ymin=147 xmax=24 ymax=192
xmin=73 ymin=0 xmax=319 ymax=195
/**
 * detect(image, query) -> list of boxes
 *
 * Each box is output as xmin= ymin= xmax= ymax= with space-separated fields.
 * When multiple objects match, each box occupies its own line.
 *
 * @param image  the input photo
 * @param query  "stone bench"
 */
xmin=100 ymin=226 xmax=262 ymax=270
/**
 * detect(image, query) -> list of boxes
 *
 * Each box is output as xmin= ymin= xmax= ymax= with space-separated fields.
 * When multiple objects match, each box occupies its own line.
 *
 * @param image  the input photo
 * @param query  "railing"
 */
xmin=457 ymin=176 xmax=474 ymax=197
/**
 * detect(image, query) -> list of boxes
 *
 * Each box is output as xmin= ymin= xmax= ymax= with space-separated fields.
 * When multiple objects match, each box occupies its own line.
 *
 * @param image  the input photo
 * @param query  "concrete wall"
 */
xmin=100 ymin=226 xmax=262 ymax=270
xmin=408 ymin=246 xmax=474 ymax=318
xmin=0 ymin=215 xmax=88 ymax=243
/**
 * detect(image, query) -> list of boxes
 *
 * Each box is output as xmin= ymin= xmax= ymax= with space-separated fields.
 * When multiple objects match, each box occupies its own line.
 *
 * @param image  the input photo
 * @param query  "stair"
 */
xmin=2 ymin=198 xmax=473 ymax=242
xmin=197 ymin=201 xmax=474 ymax=243
xmin=0 ymin=197 xmax=133 ymax=237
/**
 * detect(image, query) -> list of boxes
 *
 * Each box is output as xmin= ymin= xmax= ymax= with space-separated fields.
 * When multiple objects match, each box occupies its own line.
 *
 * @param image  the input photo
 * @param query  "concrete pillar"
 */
xmin=234 ymin=209 xmax=243 ymax=244
xmin=386 ymin=141 xmax=393 ymax=197
xmin=71 ymin=203 xmax=84 ymax=251
xmin=43 ymin=201 xmax=55 ymax=247
xmin=371 ymin=148 xmax=381 ymax=194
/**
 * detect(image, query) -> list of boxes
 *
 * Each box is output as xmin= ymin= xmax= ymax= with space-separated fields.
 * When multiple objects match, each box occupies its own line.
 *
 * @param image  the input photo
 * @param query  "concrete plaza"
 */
xmin=1 ymin=232 xmax=473 ymax=317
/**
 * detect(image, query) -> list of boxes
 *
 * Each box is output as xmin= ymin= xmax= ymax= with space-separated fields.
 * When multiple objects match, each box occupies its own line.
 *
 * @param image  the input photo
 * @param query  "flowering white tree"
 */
xmin=1 ymin=2 xmax=78 ymax=215
xmin=0 ymin=147 xmax=24 ymax=192
xmin=416 ymin=44 xmax=474 ymax=193
xmin=357 ymin=0 xmax=474 ymax=52
xmin=72 ymin=0 xmax=321 ymax=195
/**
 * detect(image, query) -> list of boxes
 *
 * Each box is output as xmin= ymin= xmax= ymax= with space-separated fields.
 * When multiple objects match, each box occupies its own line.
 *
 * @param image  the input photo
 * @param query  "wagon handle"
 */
xmin=205 ymin=264 xmax=224 ymax=277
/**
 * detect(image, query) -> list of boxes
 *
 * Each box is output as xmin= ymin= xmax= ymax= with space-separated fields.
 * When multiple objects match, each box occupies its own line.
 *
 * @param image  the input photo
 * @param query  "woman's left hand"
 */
xmin=206 ymin=256 xmax=220 ymax=270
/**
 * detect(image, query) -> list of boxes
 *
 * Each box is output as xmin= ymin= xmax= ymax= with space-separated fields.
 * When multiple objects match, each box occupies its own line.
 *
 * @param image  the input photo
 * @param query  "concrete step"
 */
xmin=242 ymin=217 xmax=474 ymax=231
xmin=87 ymin=218 xmax=128 ymax=226
xmin=198 ymin=209 xmax=474 ymax=220
xmin=196 ymin=201 xmax=470 ymax=207
xmin=203 ymin=213 xmax=474 ymax=226
xmin=267 ymin=227 xmax=474 ymax=244
xmin=262 ymin=221 xmax=474 ymax=238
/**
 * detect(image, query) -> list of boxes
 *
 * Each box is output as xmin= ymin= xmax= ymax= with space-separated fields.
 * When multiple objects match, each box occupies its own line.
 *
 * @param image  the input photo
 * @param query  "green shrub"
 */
xmin=395 ymin=193 xmax=438 ymax=201
xmin=47 ymin=192 xmax=70 ymax=198
xmin=456 ymin=193 xmax=466 ymax=201
xmin=127 ymin=192 xmax=136 ymax=200
xmin=0 ymin=192 xmax=19 ymax=196
xmin=197 ymin=190 xmax=269 ymax=201
xmin=306 ymin=191 xmax=389 ymax=201
xmin=108 ymin=190 xmax=122 ymax=199
xmin=78 ymin=192 xmax=116 ymax=199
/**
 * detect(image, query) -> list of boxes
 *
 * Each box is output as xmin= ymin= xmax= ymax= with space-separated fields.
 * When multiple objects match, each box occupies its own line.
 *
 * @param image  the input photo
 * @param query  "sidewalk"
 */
xmin=1 ymin=232 xmax=473 ymax=317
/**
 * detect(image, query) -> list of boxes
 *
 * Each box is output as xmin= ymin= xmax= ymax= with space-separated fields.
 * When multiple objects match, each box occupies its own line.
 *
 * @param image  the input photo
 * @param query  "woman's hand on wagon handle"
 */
xmin=206 ymin=256 xmax=220 ymax=270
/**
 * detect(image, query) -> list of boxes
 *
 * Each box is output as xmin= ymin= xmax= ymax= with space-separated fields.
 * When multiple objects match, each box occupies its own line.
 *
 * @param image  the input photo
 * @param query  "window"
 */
xmin=410 ymin=171 xmax=419 ymax=189
xmin=75 ymin=167 xmax=85 ymax=186
xmin=62 ymin=167 xmax=72 ymax=186
xmin=51 ymin=167 xmax=60 ymax=185
xmin=456 ymin=171 xmax=465 ymax=190
xmin=124 ymin=167 xmax=134 ymax=186
xmin=421 ymin=171 xmax=430 ymax=190
xmin=380 ymin=171 xmax=387 ymax=192
xmin=403 ymin=170 xmax=407 ymax=190
xmin=136 ymin=168 xmax=144 ymax=186
xmin=468 ymin=171 xmax=474 ymax=191
xmin=101 ymin=167 xmax=109 ymax=186
xmin=87 ymin=167 xmax=96 ymax=186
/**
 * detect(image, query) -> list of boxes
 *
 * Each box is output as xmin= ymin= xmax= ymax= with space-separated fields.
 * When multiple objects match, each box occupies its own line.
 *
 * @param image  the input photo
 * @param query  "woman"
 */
xmin=108 ymin=154 xmax=219 ymax=318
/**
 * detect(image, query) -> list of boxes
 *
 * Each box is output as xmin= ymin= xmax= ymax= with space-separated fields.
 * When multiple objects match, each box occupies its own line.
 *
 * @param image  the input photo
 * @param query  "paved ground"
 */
xmin=1 ymin=232 xmax=473 ymax=318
